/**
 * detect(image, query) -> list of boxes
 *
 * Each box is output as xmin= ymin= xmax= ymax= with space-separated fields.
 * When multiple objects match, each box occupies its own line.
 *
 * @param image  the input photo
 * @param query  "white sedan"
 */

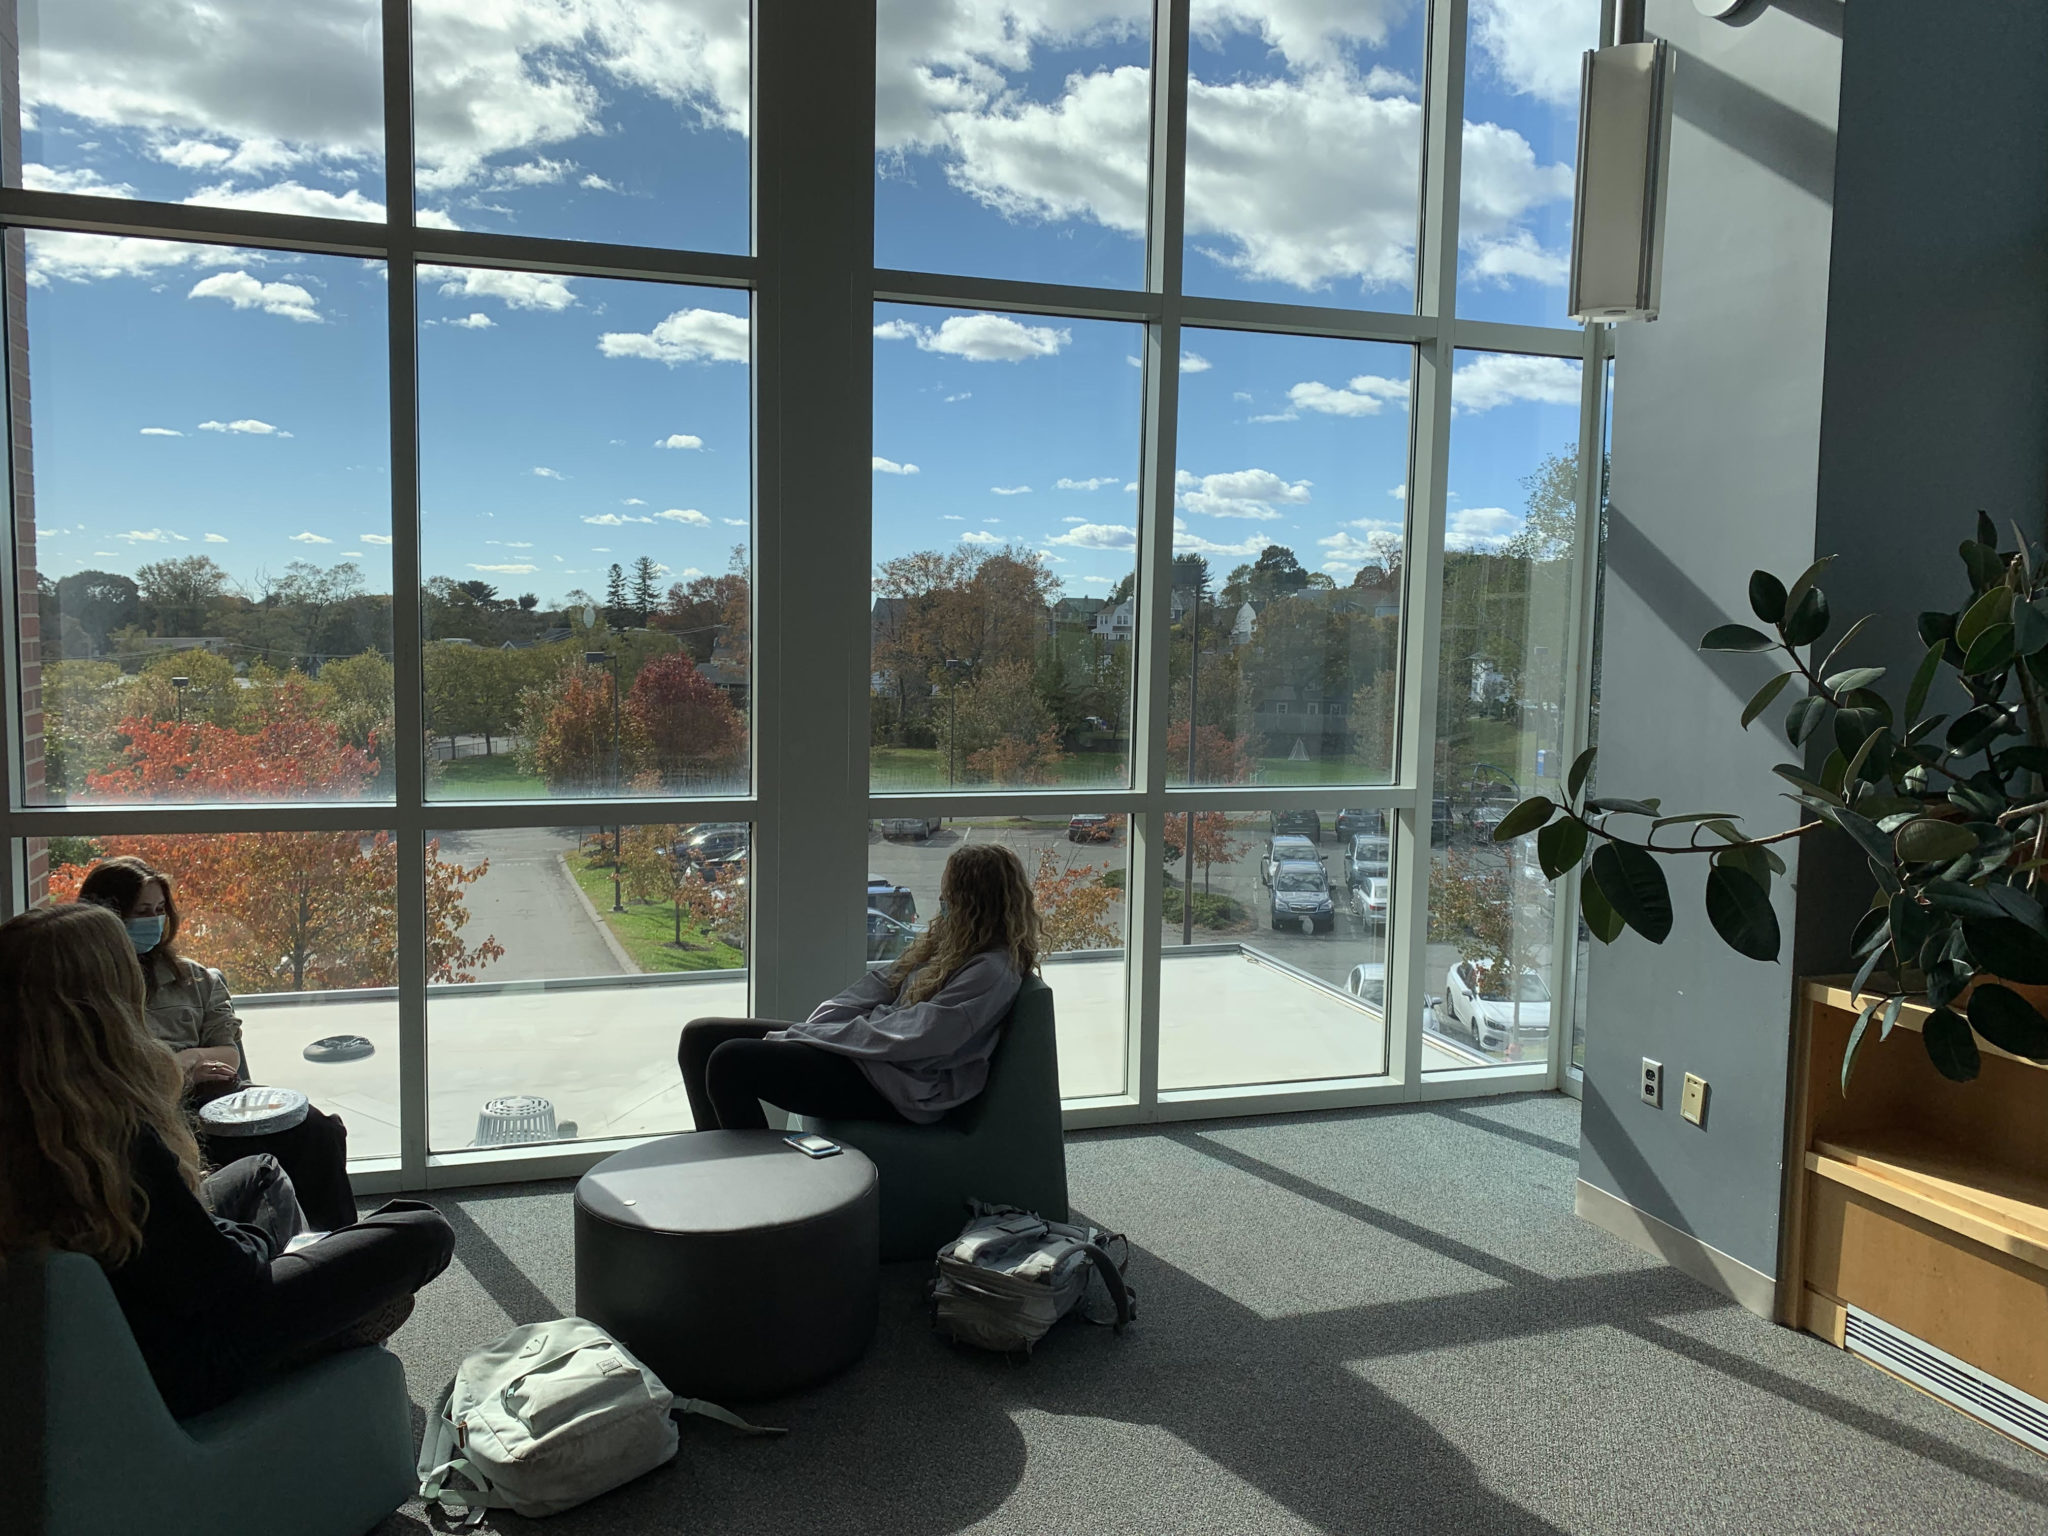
xmin=1350 ymin=877 xmax=1388 ymax=927
xmin=1439 ymin=960 xmax=1551 ymax=1056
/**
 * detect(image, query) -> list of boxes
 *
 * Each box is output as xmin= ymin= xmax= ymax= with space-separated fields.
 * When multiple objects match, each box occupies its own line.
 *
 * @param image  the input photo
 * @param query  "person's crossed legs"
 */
xmin=678 ymin=1017 xmax=898 ymax=1130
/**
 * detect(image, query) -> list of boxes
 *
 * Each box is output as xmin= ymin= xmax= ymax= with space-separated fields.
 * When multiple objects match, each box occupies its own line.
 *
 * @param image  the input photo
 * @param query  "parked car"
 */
xmin=676 ymin=825 xmax=747 ymax=868
xmin=1351 ymin=876 xmax=1388 ymax=928
xmin=1440 ymin=960 xmax=1552 ymax=1055
xmin=1268 ymin=859 xmax=1335 ymax=933
xmin=1334 ymin=808 xmax=1383 ymax=842
xmin=866 ymin=906 xmax=918 ymax=963
xmin=1260 ymin=834 xmax=1321 ymax=886
xmin=1270 ymin=807 xmax=1322 ymax=843
xmin=1346 ymin=962 xmax=1386 ymax=1012
xmin=1468 ymin=801 xmax=1514 ymax=839
xmin=1343 ymin=832 xmax=1391 ymax=888
xmin=879 ymin=816 xmax=942 ymax=841
xmin=1067 ymin=813 xmax=1119 ymax=843
xmin=866 ymin=876 xmax=916 ymax=925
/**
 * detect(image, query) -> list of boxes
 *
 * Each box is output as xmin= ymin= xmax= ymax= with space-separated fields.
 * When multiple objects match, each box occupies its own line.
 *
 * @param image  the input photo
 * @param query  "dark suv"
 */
xmin=1270 ymin=807 xmax=1322 ymax=843
xmin=1334 ymin=808 xmax=1384 ymax=842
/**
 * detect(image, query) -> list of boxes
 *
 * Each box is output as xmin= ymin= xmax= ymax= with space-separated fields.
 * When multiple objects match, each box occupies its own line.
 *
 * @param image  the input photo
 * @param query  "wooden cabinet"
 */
xmin=1780 ymin=980 xmax=2048 ymax=1406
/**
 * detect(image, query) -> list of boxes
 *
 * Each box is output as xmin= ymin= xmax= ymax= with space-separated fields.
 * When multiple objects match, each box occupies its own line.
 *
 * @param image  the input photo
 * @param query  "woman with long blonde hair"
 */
xmin=678 ymin=841 xmax=1041 ymax=1128
xmin=0 ymin=904 xmax=454 ymax=1419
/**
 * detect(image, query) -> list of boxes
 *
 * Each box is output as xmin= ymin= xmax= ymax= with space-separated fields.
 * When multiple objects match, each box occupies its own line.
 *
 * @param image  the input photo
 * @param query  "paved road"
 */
xmin=434 ymin=826 xmax=626 ymax=983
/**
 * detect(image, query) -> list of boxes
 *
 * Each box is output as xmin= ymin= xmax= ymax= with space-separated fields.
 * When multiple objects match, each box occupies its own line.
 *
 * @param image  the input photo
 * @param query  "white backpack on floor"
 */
xmin=417 ymin=1318 xmax=783 ymax=1519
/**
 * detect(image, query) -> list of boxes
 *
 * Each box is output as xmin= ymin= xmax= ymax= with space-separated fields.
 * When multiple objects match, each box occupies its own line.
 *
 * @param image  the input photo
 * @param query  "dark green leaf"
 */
xmin=1824 ymin=665 xmax=1886 ymax=694
xmin=1824 ymin=805 xmax=1894 ymax=864
xmin=2013 ymin=598 xmax=2048 ymax=657
xmin=1649 ymin=811 xmax=1738 ymax=830
xmin=1947 ymin=784 xmax=2005 ymax=820
xmin=1918 ymin=610 xmax=1957 ymax=648
xmin=1704 ymin=864 xmax=1778 ymax=961
xmin=1784 ymin=695 xmax=1830 ymax=749
xmin=1843 ymin=726 xmax=1888 ymax=789
xmin=1590 ymin=842 xmax=1674 ymax=944
xmin=1963 ymin=916 xmax=2048 ymax=984
xmin=1895 ymin=818 xmax=1979 ymax=863
xmin=1773 ymin=763 xmax=1843 ymax=805
xmin=1880 ymin=996 xmax=1903 ymax=1039
xmin=1784 ymin=585 xmax=1831 ymax=647
xmin=1700 ymin=623 xmax=1777 ymax=654
xmin=1889 ymin=891 xmax=1933 ymax=955
xmin=1850 ymin=940 xmax=1887 ymax=999
xmin=1922 ymin=1007 xmax=1981 ymax=1081
xmin=1966 ymin=984 xmax=2048 ymax=1062
xmin=1702 ymin=819 xmax=1744 ymax=843
xmin=1763 ymin=844 xmax=1786 ymax=876
xmin=1581 ymin=870 xmax=1625 ymax=943
xmin=1537 ymin=816 xmax=1588 ymax=879
xmin=1713 ymin=843 xmax=1769 ymax=888
xmin=1963 ymin=622 xmax=2015 ymax=676
xmin=1959 ymin=539 xmax=2005 ymax=593
xmin=1977 ymin=510 xmax=2000 ymax=549
xmin=1584 ymin=797 xmax=1661 ymax=817
xmin=1818 ymin=614 xmax=1878 ymax=676
xmin=1784 ymin=554 xmax=1834 ymax=616
xmin=1986 ymin=882 xmax=2048 ymax=936
xmin=1849 ymin=902 xmax=1890 ymax=957
xmin=1820 ymin=750 xmax=1850 ymax=796
xmin=1995 ymin=744 xmax=2048 ymax=776
xmin=1841 ymin=1002 xmax=1877 ymax=1095
xmin=1741 ymin=672 xmax=1794 ymax=730
xmin=1904 ymin=714 xmax=1946 ymax=747
xmin=1748 ymin=570 xmax=1787 ymax=625
xmin=1866 ymin=855 xmax=1903 ymax=897
xmin=1567 ymin=747 xmax=1597 ymax=803
xmin=1927 ymin=959 xmax=1970 ymax=1009
xmin=1956 ymin=584 xmax=2014 ymax=650
xmin=1492 ymin=796 xmax=1556 ymax=842
xmin=1903 ymin=642 xmax=1945 ymax=723
xmin=1924 ymin=879 xmax=2006 ymax=921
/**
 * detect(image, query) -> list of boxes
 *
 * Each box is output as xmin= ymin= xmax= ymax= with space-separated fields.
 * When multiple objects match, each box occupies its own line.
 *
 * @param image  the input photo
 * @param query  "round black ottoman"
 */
xmin=573 ymin=1131 xmax=878 ymax=1401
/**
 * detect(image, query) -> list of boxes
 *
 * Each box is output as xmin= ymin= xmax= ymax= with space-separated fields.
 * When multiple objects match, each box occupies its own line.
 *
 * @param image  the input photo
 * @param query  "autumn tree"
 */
xmin=1164 ymin=719 xmax=1254 ymax=785
xmin=871 ymin=546 xmax=1059 ymax=744
xmin=51 ymin=684 xmax=499 ymax=988
xmin=1161 ymin=809 xmax=1245 ymax=894
xmin=1032 ymin=846 xmax=1122 ymax=952
xmin=135 ymin=554 xmax=231 ymax=637
xmin=522 ymin=662 xmax=651 ymax=792
xmin=626 ymin=652 xmax=745 ymax=790
xmin=314 ymin=650 xmax=395 ymax=762
xmin=1427 ymin=847 xmax=1516 ymax=979
xmin=936 ymin=658 xmax=1063 ymax=786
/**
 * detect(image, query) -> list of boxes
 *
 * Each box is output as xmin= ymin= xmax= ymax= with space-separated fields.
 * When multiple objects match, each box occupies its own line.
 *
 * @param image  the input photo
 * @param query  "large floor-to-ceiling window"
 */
xmin=1 ymin=0 xmax=1608 ymax=1185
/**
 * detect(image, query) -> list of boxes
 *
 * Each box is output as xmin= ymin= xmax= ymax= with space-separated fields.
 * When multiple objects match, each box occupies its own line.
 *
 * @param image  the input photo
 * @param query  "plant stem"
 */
xmin=1557 ymin=803 xmax=1817 ymax=856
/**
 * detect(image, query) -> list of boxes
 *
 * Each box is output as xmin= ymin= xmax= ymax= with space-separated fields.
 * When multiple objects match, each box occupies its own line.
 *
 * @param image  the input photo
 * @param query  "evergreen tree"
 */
xmin=630 ymin=556 xmax=662 ymax=624
xmin=605 ymin=563 xmax=629 ymax=629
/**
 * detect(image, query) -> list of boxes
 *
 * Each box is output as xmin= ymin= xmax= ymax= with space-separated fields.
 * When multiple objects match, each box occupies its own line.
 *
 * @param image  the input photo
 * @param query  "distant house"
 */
xmin=1049 ymin=596 xmax=1105 ymax=634
xmin=501 ymin=626 xmax=573 ymax=650
xmin=1090 ymin=589 xmax=1188 ymax=642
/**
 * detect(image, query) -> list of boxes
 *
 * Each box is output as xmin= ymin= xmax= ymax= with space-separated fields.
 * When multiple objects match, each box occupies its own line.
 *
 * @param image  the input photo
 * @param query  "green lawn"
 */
xmin=867 ymin=746 xmax=1384 ymax=794
xmin=434 ymin=754 xmax=549 ymax=798
xmin=565 ymin=856 xmax=746 ymax=974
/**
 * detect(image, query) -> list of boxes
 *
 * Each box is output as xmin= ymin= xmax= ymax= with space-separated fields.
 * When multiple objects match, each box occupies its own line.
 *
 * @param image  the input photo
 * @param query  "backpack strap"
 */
xmin=671 ymin=1398 xmax=790 ymax=1437
xmin=1076 ymin=1238 xmax=1136 ymax=1331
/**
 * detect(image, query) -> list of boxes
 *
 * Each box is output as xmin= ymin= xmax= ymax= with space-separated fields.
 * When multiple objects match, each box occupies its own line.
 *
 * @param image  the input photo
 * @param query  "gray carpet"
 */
xmin=369 ymin=1095 xmax=2048 ymax=1534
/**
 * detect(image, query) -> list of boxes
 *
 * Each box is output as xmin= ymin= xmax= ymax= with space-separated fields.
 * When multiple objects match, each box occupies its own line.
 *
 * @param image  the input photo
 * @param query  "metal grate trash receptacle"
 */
xmin=474 ymin=1094 xmax=557 ymax=1147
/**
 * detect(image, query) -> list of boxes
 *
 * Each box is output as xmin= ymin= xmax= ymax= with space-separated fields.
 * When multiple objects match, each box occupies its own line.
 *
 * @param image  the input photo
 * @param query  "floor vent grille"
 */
xmin=1844 ymin=1305 xmax=2048 ymax=1456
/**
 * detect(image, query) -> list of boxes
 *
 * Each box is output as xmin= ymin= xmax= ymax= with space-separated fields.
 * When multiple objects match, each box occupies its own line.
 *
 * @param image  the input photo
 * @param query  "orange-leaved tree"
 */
xmin=626 ymin=653 xmax=745 ymax=790
xmin=1164 ymin=719 xmax=1254 ymax=785
xmin=1161 ymin=810 xmax=1245 ymax=894
xmin=523 ymin=663 xmax=651 ymax=793
xmin=1032 ymin=846 xmax=1122 ymax=952
xmin=51 ymin=682 xmax=501 ymax=989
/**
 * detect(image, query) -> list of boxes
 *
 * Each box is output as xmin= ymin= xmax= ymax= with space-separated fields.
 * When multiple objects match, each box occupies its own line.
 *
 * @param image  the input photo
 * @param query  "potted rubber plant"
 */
xmin=1494 ymin=513 xmax=2048 ymax=1086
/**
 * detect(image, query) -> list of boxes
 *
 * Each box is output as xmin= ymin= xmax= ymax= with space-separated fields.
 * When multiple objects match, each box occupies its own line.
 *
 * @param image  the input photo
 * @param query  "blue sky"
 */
xmin=17 ymin=1 xmax=1594 ymax=612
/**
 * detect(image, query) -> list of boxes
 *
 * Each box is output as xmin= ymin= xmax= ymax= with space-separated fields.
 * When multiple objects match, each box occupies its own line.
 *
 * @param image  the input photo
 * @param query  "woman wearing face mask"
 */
xmin=75 ymin=857 xmax=359 ymax=1233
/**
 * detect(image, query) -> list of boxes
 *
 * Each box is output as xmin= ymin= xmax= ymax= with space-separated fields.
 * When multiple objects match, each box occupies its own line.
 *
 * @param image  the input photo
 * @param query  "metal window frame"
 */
xmin=0 ymin=0 xmax=1605 ymax=1190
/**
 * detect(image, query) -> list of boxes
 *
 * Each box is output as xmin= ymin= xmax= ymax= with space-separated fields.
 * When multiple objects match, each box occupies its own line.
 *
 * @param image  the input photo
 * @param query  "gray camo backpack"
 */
xmin=929 ymin=1202 xmax=1136 ymax=1355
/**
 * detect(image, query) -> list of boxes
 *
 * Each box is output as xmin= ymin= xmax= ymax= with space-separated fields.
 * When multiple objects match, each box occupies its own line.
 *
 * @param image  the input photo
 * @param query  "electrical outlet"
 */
xmin=1640 ymin=1058 xmax=1663 ymax=1107
xmin=1681 ymin=1073 xmax=1709 ymax=1127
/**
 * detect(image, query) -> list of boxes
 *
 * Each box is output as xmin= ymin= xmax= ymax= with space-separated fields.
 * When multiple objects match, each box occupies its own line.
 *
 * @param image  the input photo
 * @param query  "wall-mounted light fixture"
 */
xmin=1567 ymin=13 xmax=1677 ymax=324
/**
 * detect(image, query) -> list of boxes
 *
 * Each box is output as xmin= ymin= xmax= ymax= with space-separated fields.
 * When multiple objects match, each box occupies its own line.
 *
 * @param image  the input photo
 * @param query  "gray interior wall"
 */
xmin=1578 ymin=0 xmax=1843 ymax=1277
xmin=1581 ymin=0 xmax=2048 ymax=1280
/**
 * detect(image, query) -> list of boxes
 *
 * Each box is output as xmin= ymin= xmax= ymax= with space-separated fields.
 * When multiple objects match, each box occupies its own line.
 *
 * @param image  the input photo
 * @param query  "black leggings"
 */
xmin=677 ymin=1018 xmax=901 ymax=1130
xmin=195 ymin=1101 xmax=358 ymax=1232
xmin=205 ymin=1155 xmax=454 ymax=1370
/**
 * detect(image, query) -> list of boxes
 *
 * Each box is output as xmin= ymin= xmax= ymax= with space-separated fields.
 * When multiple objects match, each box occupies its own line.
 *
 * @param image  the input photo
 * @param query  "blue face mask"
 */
xmin=125 ymin=915 xmax=166 ymax=954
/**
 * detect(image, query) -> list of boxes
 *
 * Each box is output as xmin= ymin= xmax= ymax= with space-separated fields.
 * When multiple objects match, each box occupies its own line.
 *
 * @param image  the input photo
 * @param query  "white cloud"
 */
xmin=188 ymin=180 xmax=385 ymax=221
xmin=599 ymin=307 xmax=749 ymax=365
xmin=422 ymin=265 xmax=578 ymax=311
xmin=139 ymin=427 xmax=183 ymax=437
xmin=289 ymin=530 xmax=333 ymax=544
xmin=983 ymin=516 xmax=1001 ymax=523
xmin=1317 ymin=528 xmax=1401 ymax=564
xmin=1180 ymin=351 xmax=1211 ymax=372
xmin=873 ymin=313 xmax=1069 ymax=362
xmin=959 ymin=530 xmax=1003 ymax=545
xmin=360 ymin=533 xmax=393 ymax=544
xmin=872 ymin=456 xmax=921 ymax=475
xmin=622 ymin=498 xmax=647 ymax=506
xmin=581 ymin=173 xmax=618 ymax=191
xmin=1175 ymin=466 xmax=1312 ymax=520
xmin=118 ymin=528 xmax=185 ymax=543
xmin=342 ymin=551 xmax=363 ymax=559
xmin=1471 ymin=0 xmax=1599 ymax=106
xmin=203 ymin=532 xmax=229 ymax=542
xmin=441 ymin=311 xmax=496 ymax=329
xmin=1451 ymin=352 xmax=1581 ymax=412
xmin=1447 ymin=506 xmax=1521 ymax=550
xmin=656 ymin=508 xmax=711 ymax=525
xmin=941 ymin=515 xmax=964 ymax=522
xmin=198 ymin=418 xmax=291 ymax=436
xmin=1171 ymin=517 xmax=1268 ymax=558
xmin=23 ymin=162 xmax=135 ymax=196
xmin=1060 ymin=515 xmax=1086 ymax=523
xmin=654 ymin=433 xmax=705 ymax=450
xmin=1049 ymin=522 xmax=1136 ymax=551
xmin=470 ymin=562 xmax=540 ymax=574
xmin=1465 ymin=227 xmax=1570 ymax=289
xmin=721 ymin=517 xmax=748 ymax=527
xmin=583 ymin=512 xmax=653 ymax=526
xmin=990 ymin=485 xmax=1031 ymax=496
xmin=531 ymin=466 xmax=567 ymax=479
xmin=1288 ymin=373 xmax=1410 ymax=417
xmin=189 ymin=269 xmax=322 ymax=323
xmin=1233 ymin=390 xmax=1253 ymax=403
xmin=944 ymin=391 xmax=972 ymax=402
xmin=1056 ymin=476 xmax=1119 ymax=492
xmin=1389 ymin=483 xmax=1406 ymax=502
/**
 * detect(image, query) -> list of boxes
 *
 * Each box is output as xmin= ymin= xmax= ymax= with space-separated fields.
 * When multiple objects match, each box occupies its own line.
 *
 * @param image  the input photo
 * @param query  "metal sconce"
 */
xmin=1567 ymin=13 xmax=1677 ymax=323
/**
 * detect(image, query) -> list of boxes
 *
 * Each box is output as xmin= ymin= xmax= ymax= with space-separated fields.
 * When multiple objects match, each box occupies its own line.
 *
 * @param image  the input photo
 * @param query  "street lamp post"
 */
xmin=172 ymin=675 xmax=190 ymax=723
xmin=1183 ymin=584 xmax=1200 ymax=946
xmin=586 ymin=645 xmax=625 ymax=912
xmin=943 ymin=658 xmax=968 ymax=786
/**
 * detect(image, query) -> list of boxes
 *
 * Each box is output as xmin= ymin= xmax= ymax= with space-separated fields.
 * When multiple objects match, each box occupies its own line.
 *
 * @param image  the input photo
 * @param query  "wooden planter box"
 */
xmin=1780 ymin=980 xmax=2048 ymax=1428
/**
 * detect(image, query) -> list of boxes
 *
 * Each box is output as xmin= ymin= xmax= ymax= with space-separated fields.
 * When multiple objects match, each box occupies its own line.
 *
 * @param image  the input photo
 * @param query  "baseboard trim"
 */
xmin=1574 ymin=1178 xmax=1777 ymax=1319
